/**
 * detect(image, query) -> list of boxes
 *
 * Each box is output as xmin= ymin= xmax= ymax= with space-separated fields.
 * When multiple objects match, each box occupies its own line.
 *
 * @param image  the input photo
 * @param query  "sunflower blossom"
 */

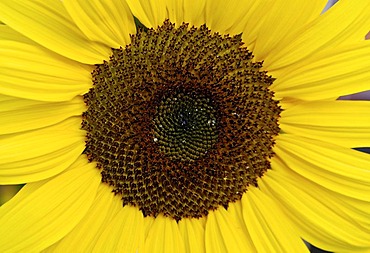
xmin=1 ymin=0 xmax=370 ymax=252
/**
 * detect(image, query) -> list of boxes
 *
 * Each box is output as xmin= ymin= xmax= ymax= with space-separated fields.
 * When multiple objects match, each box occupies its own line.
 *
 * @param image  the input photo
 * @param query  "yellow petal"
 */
xmin=143 ymin=215 xmax=156 ymax=238
xmin=337 ymin=195 xmax=370 ymax=234
xmin=271 ymin=145 xmax=370 ymax=234
xmin=178 ymin=217 xmax=206 ymax=253
xmin=0 ymin=23 xmax=35 ymax=44
xmin=162 ymin=0 xmax=206 ymax=27
xmin=126 ymin=0 xmax=167 ymax=28
xmin=0 ymin=142 xmax=84 ymax=185
xmin=0 ymin=155 xmax=101 ymax=252
xmin=64 ymin=0 xmax=135 ymax=49
xmin=0 ymin=40 xmax=93 ymax=101
xmin=240 ymin=0 xmax=272 ymax=50
xmin=226 ymin=201 xmax=257 ymax=251
xmin=241 ymin=188 xmax=309 ymax=252
xmin=253 ymin=0 xmax=326 ymax=63
xmin=42 ymin=183 xmax=122 ymax=252
xmin=182 ymin=0 xmax=206 ymax=27
xmin=260 ymin=159 xmax=370 ymax=252
xmin=0 ymin=95 xmax=85 ymax=134
xmin=93 ymin=205 xmax=145 ymax=253
xmin=281 ymin=100 xmax=370 ymax=127
xmin=280 ymin=100 xmax=370 ymax=147
xmin=0 ymin=117 xmax=83 ymax=162
xmin=272 ymin=41 xmax=370 ymax=100
xmin=159 ymin=0 xmax=183 ymax=27
xmin=0 ymin=0 xmax=111 ymax=64
xmin=274 ymin=134 xmax=370 ymax=202
xmin=144 ymin=215 xmax=186 ymax=253
xmin=0 ymin=117 xmax=85 ymax=184
xmin=266 ymin=0 xmax=370 ymax=71
xmin=205 ymin=0 xmax=261 ymax=36
xmin=205 ymin=207 xmax=254 ymax=252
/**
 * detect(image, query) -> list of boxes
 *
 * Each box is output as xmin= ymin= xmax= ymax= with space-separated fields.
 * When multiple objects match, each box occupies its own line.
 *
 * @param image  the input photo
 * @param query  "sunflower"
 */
xmin=1 ymin=0 xmax=370 ymax=252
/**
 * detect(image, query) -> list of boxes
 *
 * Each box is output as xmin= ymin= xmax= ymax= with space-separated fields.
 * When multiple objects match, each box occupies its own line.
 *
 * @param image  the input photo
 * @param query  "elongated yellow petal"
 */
xmin=271 ymin=150 xmax=370 ymax=234
xmin=205 ymin=207 xmax=254 ymax=252
xmin=64 ymin=0 xmax=135 ymax=49
xmin=266 ymin=0 xmax=370 ymax=71
xmin=143 ymin=215 xmax=155 ymax=238
xmin=260 ymin=160 xmax=370 ymax=252
xmin=337 ymin=195 xmax=370 ymax=233
xmin=253 ymin=0 xmax=326 ymax=63
xmin=144 ymin=215 xmax=186 ymax=253
xmin=238 ymin=0 xmax=272 ymax=50
xmin=0 ymin=40 xmax=93 ymax=101
xmin=161 ymin=0 xmax=206 ymax=27
xmin=242 ymin=188 xmax=309 ymax=252
xmin=281 ymin=100 xmax=370 ymax=127
xmin=272 ymin=42 xmax=370 ymax=100
xmin=226 ymin=201 xmax=257 ymax=251
xmin=0 ymin=142 xmax=83 ymax=185
xmin=126 ymin=0 xmax=167 ymax=28
xmin=280 ymin=100 xmax=370 ymax=147
xmin=159 ymin=0 xmax=181 ymax=27
xmin=0 ymin=0 xmax=111 ymax=64
xmin=42 ymin=183 xmax=122 ymax=252
xmin=0 ymin=155 xmax=101 ymax=252
xmin=182 ymin=0 xmax=206 ymax=27
xmin=281 ymin=124 xmax=370 ymax=149
xmin=274 ymin=135 xmax=370 ymax=201
xmin=0 ymin=117 xmax=85 ymax=184
xmin=93 ymin=205 xmax=145 ymax=253
xmin=0 ymin=117 xmax=83 ymax=163
xmin=178 ymin=217 xmax=206 ymax=253
xmin=0 ymin=25 xmax=92 ymax=101
xmin=205 ymin=0 xmax=262 ymax=36
xmin=0 ymin=24 xmax=35 ymax=44
xmin=0 ymin=95 xmax=84 ymax=134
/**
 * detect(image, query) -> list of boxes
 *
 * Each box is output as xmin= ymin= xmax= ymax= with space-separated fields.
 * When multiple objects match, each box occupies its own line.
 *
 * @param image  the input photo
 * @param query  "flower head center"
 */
xmin=82 ymin=20 xmax=281 ymax=220
xmin=153 ymin=91 xmax=218 ymax=161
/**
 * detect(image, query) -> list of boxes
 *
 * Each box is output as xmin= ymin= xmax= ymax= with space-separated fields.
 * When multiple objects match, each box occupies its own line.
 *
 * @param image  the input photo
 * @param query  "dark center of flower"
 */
xmin=82 ymin=20 xmax=281 ymax=220
xmin=153 ymin=91 xmax=218 ymax=161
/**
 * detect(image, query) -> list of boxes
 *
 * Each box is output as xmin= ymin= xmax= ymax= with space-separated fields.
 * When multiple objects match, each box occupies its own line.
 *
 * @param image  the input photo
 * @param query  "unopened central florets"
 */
xmin=153 ymin=91 xmax=218 ymax=162
xmin=82 ymin=20 xmax=281 ymax=220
